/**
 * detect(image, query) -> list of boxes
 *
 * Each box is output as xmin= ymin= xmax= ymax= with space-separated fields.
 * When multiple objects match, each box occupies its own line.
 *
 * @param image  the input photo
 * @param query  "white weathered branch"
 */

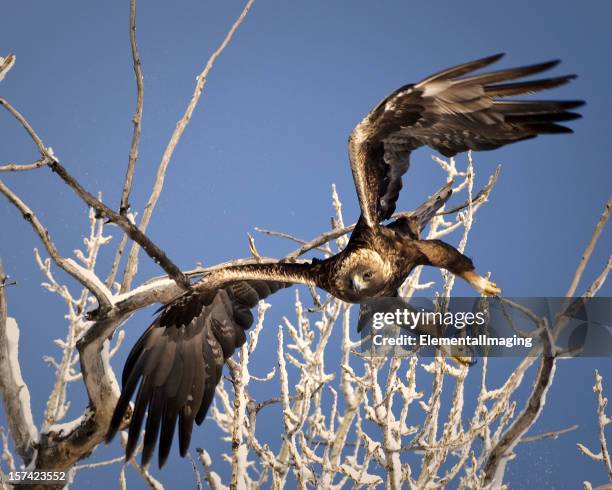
xmin=0 ymin=259 xmax=38 ymax=465
xmin=0 ymin=180 xmax=114 ymax=313
xmin=578 ymin=370 xmax=612 ymax=486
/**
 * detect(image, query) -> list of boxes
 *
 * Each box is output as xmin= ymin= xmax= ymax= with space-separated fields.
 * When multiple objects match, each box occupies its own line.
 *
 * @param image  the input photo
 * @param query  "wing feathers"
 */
xmin=141 ymin=390 xmax=164 ymax=466
xmin=107 ymin=279 xmax=291 ymax=468
xmin=454 ymin=59 xmax=560 ymax=86
xmin=348 ymin=55 xmax=582 ymax=224
xmin=504 ymin=111 xmax=582 ymax=124
xmin=176 ymin=336 xmax=197 ymax=457
xmin=106 ymin=355 xmax=146 ymax=443
xmin=484 ymin=75 xmax=577 ymax=97
xmin=196 ymin=333 xmax=221 ymax=425
xmin=493 ymin=99 xmax=584 ymax=114
xmin=521 ymin=122 xmax=574 ymax=134
xmin=125 ymin=377 xmax=151 ymax=461
xmin=158 ymin=403 xmax=179 ymax=467
xmin=416 ymin=53 xmax=505 ymax=86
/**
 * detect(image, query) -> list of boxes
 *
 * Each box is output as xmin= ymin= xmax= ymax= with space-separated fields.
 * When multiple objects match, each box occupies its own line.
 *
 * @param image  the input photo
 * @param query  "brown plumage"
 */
xmin=349 ymin=52 xmax=583 ymax=225
xmin=106 ymin=54 xmax=582 ymax=468
xmin=105 ymin=280 xmax=289 ymax=468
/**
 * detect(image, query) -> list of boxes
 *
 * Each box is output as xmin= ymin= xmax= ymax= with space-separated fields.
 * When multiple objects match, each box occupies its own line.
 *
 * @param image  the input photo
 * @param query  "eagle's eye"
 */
xmin=362 ymin=271 xmax=373 ymax=281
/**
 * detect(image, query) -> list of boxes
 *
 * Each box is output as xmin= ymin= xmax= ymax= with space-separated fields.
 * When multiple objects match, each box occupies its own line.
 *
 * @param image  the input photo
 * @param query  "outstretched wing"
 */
xmin=106 ymin=261 xmax=317 ymax=468
xmin=349 ymin=53 xmax=583 ymax=226
xmin=105 ymin=259 xmax=321 ymax=468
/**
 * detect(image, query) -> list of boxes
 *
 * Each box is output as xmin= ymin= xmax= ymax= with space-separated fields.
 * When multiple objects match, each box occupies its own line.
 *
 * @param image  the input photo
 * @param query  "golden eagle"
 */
xmin=106 ymin=54 xmax=582 ymax=467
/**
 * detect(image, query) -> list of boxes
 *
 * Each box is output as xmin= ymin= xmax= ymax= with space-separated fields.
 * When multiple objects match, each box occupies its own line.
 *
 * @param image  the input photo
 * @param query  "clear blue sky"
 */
xmin=1 ymin=1 xmax=611 ymax=488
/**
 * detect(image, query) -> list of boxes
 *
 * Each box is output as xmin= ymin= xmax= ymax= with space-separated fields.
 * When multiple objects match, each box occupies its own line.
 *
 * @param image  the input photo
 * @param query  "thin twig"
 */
xmin=520 ymin=424 xmax=578 ymax=444
xmin=254 ymin=227 xmax=331 ymax=255
xmin=118 ymin=432 xmax=164 ymax=490
xmin=585 ymin=255 xmax=612 ymax=298
xmin=119 ymin=0 xmax=144 ymax=216
xmin=437 ymin=165 xmax=500 ymax=216
xmin=105 ymin=232 xmax=129 ymax=289
xmin=0 ymin=158 xmax=47 ymax=173
xmin=566 ymin=195 xmax=612 ymax=297
xmin=73 ymin=455 xmax=125 ymax=470
xmin=106 ymin=0 xmax=145 ymax=288
xmin=594 ymin=371 xmax=612 ymax=480
xmin=189 ymin=454 xmax=203 ymax=490
xmin=0 ymin=98 xmax=47 ymax=153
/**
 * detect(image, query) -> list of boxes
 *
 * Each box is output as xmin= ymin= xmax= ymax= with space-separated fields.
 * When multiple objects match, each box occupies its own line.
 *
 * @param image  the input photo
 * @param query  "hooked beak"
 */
xmin=351 ymin=276 xmax=366 ymax=292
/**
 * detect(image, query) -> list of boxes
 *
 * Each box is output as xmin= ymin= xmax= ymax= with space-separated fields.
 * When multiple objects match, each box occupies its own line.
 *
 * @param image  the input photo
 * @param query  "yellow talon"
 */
xmin=460 ymin=270 xmax=502 ymax=297
xmin=447 ymin=345 xmax=473 ymax=367
xmin=483 ymin=280 xmax=501 ymax=296
xmin=451 ymin=355 xmax=473 ymax=366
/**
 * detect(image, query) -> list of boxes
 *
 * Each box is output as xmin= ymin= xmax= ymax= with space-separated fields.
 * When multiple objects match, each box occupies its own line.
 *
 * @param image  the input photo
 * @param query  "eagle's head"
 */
xmin=340 ymin=249 xmax=391 ymax=300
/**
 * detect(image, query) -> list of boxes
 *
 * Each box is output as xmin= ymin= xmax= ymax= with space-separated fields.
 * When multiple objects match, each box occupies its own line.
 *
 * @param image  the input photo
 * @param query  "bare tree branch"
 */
xmin=0 ymin=179 xmax=114 ymax=313
xmin=566 ymin=195 xmax=612 ymax=297
xmin=520 ymin=424 xmax=579 ymax=444
xmin=0 ymin=158 xmax=47 ymax=173
xmin=33 ymin=331 xmax=126 ymax=472
xmin=118 ymin=432 xmax=165 ymax=489
xmin=254 ymin=227 xmax=330 ymax=255
xmin=578 ymin=371 xmax=612 ymax=483
xmin=105 ymin=232 xmax=129 ymax=290
xmin=105 ymin=0 xmax=146 ymax=290
xmin=483 ymin=331 xmax=555 ymax=486
xmin=585 ymin=255 xmax=612 ymax=298
xmin=438 ymin=164 xmax=501 ymax=216
xmin=0 ymin=97 xmax=191 ymax=292
xmin=0 ymin=258 xmax=37 ymax=465
xmin=484 ymin=193 xmax=612 ymax=486
xmin=120 ymin=0 xmax=256 ymax=291
xmin=119 ymin=0 xmax=144 ymax=217
xmin=0 ymin=97 xmax=48 ymax=155
xmin=49 ymin=159 xmax=192 ymax=291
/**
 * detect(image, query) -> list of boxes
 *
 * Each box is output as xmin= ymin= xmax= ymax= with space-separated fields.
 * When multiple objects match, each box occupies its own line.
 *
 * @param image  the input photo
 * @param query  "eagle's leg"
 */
xmin=414 ymin=239 xmax=501 ymax=296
